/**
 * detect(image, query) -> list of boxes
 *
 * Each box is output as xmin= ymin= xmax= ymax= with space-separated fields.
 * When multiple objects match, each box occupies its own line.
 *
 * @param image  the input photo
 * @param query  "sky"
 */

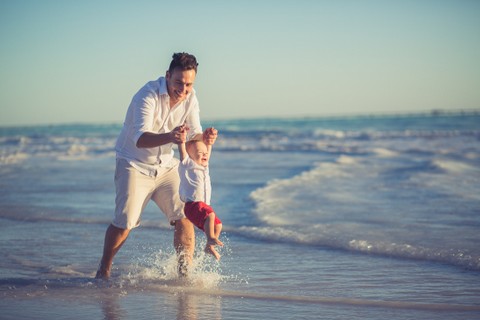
xmin=1 ymin=0 xmax=479 ymax=126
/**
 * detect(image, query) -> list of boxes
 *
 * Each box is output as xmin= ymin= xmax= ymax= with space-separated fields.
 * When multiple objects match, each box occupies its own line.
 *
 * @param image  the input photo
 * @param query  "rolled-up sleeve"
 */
xmin=132 ymin=88 xmax=157 ymax=145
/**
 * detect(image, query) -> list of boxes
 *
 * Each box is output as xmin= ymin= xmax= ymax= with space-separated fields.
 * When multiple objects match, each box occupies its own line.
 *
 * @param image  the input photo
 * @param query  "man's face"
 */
xmin=166 ymin=68 xmax=196 ymax=105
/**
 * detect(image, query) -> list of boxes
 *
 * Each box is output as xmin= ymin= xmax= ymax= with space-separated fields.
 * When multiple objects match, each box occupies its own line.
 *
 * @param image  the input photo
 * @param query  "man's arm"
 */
xmin=136 ymin=125 xmax=186 ymax=148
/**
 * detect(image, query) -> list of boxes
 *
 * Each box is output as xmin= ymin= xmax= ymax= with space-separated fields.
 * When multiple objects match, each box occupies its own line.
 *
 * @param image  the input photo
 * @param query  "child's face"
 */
xmin=187 ymin=141 xmax=210 ymax=167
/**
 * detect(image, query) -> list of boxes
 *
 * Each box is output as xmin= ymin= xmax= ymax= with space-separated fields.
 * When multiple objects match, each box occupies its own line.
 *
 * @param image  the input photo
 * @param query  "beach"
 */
xmin=1 ymin=113 xmax=479 ymax=319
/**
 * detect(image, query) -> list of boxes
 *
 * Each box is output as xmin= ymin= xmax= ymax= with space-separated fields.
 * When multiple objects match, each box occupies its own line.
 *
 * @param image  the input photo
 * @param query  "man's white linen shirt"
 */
xmin=115 ymin=77 xmax=202 ymax=177
xmin=178 ymin=156 xmax=212 ymax=205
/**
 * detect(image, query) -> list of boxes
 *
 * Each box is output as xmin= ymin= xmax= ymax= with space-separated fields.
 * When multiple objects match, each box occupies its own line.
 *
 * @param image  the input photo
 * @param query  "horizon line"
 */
xmin=1 ymin=108 xmax=479 ymax=128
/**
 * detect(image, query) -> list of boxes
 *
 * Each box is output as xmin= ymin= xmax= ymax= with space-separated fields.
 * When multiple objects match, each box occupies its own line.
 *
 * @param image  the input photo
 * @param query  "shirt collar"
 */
xmin=158 ymin=77 xmax=168 ymax=96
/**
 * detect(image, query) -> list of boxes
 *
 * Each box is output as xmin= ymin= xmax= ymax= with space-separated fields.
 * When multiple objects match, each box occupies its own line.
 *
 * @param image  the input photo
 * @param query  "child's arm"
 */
xmin=203 ymin=127 xmax=217 ymax=156
xmin=177 ymin=125 xmax=188 ymax=161
xmin=206 ymin=143 xmax=213 ymax=158
xmin=178 ymin=141 xmax=187 ymax=161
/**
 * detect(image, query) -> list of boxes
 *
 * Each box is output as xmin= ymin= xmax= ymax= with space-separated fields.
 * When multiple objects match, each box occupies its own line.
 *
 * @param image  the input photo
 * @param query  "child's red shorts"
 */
xmin=184 ymin=201 xmax=222 ymax=231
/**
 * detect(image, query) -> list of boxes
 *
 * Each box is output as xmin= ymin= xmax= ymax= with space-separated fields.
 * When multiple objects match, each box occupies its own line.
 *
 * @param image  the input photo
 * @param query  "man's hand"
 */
xmin=203 ymin=127 xmax=218 ymax=146
xmin=171 ymin=124 xmax=188 ymax=144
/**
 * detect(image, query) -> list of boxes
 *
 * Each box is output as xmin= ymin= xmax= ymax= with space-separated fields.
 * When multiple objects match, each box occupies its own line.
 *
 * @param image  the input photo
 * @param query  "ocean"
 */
xmin=1 ymin=112 xmax=479 ymax=319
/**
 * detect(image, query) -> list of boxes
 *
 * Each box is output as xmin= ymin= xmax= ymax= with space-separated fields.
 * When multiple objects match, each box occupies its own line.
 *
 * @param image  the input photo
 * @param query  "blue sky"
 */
xmin=1 ymin=0 xmax=479 ymax=126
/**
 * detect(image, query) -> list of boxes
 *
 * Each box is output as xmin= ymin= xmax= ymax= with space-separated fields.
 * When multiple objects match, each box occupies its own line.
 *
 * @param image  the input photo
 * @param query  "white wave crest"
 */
xmin=0 ymin=151 xmax=28 ymax=165
xmin=235 ymin=225 xmax=480 ymax=271
xmin=432 ymin=159 xmax=478 ymax=173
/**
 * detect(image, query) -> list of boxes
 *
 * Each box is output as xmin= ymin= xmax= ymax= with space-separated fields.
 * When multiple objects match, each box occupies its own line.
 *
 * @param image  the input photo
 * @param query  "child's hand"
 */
xmin=203 ymin=127 xmax=218 ymax=145
xmin=171 ymin=124 xmax=188 ymax=144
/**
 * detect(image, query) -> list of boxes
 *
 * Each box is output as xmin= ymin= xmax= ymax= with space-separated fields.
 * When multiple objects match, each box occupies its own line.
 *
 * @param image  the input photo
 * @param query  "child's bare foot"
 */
xmin=207 ymin=237 xmax=224 ymax=247
xmin=205 ymin=244 xmax=221 ymax=260
xmin=204 ymin=237 xmax=223 ymax=260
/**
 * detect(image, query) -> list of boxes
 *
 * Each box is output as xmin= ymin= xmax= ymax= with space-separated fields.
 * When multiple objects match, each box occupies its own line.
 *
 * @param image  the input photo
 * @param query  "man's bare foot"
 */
xmin=205 ymin=244 xmax=221 ymax=260
xmin=178 ymin=262 xmax=189 ymax=278
xmin=177 ymin=253 xmax=190 ymax=277
xmin=95 ymin=263 xmax=111 ymax=280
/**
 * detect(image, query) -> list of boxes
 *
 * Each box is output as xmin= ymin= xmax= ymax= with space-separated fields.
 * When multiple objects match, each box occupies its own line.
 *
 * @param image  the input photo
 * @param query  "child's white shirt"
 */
xmin=178 ymin=155 xmax=211 ymax=204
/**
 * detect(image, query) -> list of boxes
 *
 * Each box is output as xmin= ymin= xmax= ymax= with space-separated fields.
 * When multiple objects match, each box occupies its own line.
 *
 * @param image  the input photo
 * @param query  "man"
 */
xmin=96 ymin=52 xmax=215 ymax=279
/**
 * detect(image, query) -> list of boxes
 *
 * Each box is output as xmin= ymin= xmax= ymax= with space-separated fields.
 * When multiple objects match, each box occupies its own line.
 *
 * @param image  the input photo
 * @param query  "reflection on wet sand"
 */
xmin=99 ymin=286 xmax=222 ymax=320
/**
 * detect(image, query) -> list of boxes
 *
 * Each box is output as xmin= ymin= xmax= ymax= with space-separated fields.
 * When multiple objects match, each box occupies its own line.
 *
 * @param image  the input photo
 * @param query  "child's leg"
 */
xmin=204 ymin=212 xmax=216 ymax=241
xmin=204 ymin=213 xmax=223 ymax=245
xmin=204 ymin=213 xmax=223 ymax=260
xmin=214 ymin=223 xmax=222 ymax=239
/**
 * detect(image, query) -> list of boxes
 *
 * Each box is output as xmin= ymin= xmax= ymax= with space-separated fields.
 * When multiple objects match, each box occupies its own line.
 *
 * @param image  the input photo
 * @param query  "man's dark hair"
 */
xmin=168 ymin=52 xmax=199 ymax=74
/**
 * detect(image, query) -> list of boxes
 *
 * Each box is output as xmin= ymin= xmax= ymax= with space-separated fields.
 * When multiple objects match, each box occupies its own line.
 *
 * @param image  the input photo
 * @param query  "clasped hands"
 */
xmin=171 ymin=124 xmax=218 ymax=145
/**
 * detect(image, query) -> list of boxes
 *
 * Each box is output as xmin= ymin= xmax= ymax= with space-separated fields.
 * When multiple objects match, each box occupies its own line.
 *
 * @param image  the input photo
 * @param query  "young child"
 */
xmin=178 ymin=127 xmax=224 ymax=260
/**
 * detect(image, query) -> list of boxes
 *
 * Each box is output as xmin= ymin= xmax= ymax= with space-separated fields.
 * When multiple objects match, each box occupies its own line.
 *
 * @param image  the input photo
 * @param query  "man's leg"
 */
xmin=95 ymin=224 xmax=130 ymax=279
xmin=173 ymin=218 xmax=195 ymax=276
xmin=151 ymin=161 xmax=195 ymax=276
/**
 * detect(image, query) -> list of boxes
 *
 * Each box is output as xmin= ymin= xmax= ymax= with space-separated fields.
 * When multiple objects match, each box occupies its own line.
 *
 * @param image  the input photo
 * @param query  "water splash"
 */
xmin=118 ymin=236 xmax=243 ymax=290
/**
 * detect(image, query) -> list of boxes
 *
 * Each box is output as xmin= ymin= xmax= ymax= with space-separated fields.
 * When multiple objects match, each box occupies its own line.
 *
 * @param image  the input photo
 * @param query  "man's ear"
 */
xmin=165 ymin=70 xmax=170 ymax=79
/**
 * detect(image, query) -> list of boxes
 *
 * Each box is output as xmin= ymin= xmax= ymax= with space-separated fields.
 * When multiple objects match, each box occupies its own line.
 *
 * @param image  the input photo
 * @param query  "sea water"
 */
xmin=0 ymin=112 xmax=479 ymax=319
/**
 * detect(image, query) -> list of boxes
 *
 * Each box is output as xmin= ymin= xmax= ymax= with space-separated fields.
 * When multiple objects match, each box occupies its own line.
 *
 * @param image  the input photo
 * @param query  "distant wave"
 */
xmin=0 ymin=210 xmax=111 ymax=226
xmin=234 ymin=225 xmax=480 ymax=272
xmin=0 ymin=134 xmax=116 ymax=165
xmin=2 ymin=117 xmax=479 ymax=165
xmin=246 ymin=152 xmax=480 ymax=271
